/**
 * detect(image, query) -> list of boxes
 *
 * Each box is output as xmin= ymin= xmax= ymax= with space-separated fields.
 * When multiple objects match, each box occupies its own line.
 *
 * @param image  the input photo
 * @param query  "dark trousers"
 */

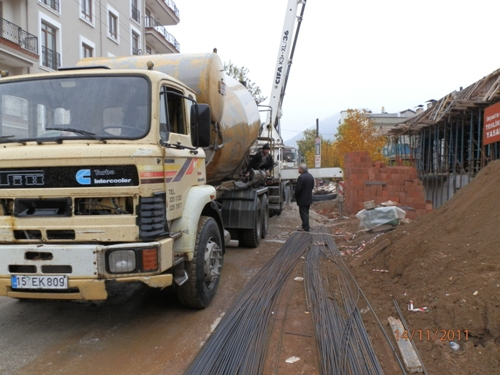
xmin=299 ymin=205 xmax=310 ymax=231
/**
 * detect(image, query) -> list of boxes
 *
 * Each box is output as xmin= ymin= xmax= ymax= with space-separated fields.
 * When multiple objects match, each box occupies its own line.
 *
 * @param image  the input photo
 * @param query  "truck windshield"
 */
xmin=0 ymin=75 xmax=150 ymax=141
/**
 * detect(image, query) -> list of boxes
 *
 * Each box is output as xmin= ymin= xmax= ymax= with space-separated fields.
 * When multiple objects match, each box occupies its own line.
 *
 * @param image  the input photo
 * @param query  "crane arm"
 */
xmin=262 ymin=0 xmax=308 ymax=145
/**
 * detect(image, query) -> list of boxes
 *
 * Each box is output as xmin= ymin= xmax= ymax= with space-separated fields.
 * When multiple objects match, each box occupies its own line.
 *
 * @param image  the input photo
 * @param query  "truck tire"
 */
xmin=285 ymin=185 xmax=292 ymax=204
xmin=240 ymin=202 xmax=262 ymax=248
xmin=269 ymin=203 xmax=282 ymax=217
xmin=275 ymin=184 xmax=288 ymax=216
xmin=261 ymin=194 xmax=269 ymax=238
xmin=176 ymin=216 xmax=223 ymax=309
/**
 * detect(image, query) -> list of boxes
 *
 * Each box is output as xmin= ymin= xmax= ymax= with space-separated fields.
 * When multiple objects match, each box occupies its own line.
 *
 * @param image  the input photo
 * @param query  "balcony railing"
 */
xmin=145 ymin=15 xmax=180 ymax=51
xmin=162 ymin=0 xmax=180 ymax=18
xmin=41 ymin=45 xmax=60 ymax=70
xmin=132 ymin=5 xmax=141 ymax=23
xmin=0 ymin=18 xmax=38 ymax=55
xmin=132 ymin=48 xmax=142 ymax=55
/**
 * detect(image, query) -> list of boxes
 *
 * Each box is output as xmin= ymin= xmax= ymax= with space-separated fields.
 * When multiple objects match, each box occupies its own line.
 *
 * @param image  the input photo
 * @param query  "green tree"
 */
xmin=224 ymin=61 xmax=267 ymax=104
xmin=296 ymin=128 xmax=320 ymax=164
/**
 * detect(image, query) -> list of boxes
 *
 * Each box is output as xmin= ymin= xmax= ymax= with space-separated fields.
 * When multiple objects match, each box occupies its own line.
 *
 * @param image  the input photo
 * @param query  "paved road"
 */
xmin=0 ymin=214 xmax=295 ymax=375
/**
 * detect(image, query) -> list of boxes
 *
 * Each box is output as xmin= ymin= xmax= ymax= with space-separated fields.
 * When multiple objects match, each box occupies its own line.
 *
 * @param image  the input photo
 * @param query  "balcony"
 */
xmin=0 ymin=18 xmax=38 ymax=57
xmin=145 ymin=0 xmax=180 ymax=25
xmin=41 ymin=46 xmax=61 ymax=70
xmin=0 ymin=18 xmax=39 ymax=71
xmin=145 ymin=16 xmax=180 ymax=53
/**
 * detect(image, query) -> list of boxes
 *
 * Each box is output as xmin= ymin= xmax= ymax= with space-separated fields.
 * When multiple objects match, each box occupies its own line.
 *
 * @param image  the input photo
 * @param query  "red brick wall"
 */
xmin=343 ymin=151 xmax=432 ymax=219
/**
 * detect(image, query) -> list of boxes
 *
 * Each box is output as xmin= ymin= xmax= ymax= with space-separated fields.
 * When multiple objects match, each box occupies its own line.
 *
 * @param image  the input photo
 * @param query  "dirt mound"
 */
xmin=384 ymin=161 xmax=500 ymax=338
xmin=308 ymin=163 xmax=500 ymax=374
xmin=354 ymin=160 xmax=500 ymax=374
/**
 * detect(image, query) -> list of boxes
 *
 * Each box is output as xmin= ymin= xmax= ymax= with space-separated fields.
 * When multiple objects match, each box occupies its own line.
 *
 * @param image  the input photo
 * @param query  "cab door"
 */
xmin=159 ymin=84 xmax=197 ymax=221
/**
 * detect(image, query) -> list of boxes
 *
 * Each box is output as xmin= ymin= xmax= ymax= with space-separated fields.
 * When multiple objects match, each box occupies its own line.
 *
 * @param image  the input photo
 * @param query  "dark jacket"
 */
xmin=295 ymin=171 xmax=314 ymax=206
xmin=248 ymin=151 xmax=274 ymax=171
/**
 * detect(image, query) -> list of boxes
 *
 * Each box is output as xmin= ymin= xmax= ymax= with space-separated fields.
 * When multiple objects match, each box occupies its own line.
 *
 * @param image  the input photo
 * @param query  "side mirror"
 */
xmin=191 ymin=104 xmax=211 ymax=148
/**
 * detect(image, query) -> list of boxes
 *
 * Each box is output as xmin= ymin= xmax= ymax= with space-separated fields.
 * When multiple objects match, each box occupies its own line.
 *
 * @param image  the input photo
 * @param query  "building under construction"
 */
xmin=388 ymin=67 xmax=500 ymax=208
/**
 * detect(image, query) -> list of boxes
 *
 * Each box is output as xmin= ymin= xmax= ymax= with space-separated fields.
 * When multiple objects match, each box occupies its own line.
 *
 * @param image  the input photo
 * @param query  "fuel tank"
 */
xmin=77 ymin=53 xmax=260 ymax=184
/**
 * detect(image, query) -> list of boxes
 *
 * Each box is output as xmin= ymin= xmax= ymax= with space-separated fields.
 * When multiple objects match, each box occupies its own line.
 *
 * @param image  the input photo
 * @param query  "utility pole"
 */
xmin=315 ymin=118 xmax=321 ymax=168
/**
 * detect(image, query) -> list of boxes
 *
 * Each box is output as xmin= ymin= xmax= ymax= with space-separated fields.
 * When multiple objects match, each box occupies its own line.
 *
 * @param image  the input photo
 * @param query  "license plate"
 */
xmin=11 ymin=275 xmax=68 ymax=290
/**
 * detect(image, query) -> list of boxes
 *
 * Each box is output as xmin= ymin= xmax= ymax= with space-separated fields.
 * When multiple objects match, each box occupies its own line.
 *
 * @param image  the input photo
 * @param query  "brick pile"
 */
xmin=343 ymin=151 xmax=432 ymax=219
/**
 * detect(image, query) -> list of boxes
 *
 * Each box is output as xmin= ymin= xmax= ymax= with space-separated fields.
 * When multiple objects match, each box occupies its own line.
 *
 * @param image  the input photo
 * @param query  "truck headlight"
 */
xmin=108 ymin=250 xmax=136 ymax=273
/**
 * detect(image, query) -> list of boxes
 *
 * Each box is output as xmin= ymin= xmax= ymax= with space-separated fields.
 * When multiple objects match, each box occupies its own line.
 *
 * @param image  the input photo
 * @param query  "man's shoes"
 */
xmin=296 ymin=226 xmax=309 ymax=232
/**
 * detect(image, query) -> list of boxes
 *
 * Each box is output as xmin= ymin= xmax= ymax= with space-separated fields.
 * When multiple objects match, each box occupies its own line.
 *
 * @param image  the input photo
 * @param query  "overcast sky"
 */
xmin=173 ymin=0 xmax=500 ymax=142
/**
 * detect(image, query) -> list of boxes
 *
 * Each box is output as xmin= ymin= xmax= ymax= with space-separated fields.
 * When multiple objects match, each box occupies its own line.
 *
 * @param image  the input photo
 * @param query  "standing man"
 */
xmin=246 ymin=143 xmax=274 ymax=177
xmin=295 ymin=164 xmax=314 ymax=232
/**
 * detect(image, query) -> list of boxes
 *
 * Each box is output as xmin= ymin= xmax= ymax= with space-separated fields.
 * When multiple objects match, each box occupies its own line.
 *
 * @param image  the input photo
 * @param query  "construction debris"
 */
xmin=388 ymin=317 xmax=424 ymax=373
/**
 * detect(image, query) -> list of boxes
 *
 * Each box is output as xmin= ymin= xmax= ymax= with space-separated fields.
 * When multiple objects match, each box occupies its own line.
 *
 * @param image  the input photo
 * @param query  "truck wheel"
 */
xmin=240 ymin=202 xmax=262 ymax=248
xmin=285 ymin=185 xmax=292 ymax=204
xmin=261 ymin=194 xmax=269 ymax=238
xmin=176 ymin=216 xmax=223 ymax=309
xmin=274 ymin=198 xmax=283 ymax=216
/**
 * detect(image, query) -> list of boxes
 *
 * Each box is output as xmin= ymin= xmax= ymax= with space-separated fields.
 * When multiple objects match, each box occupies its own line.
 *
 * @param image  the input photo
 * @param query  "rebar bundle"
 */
xmin=185 ymin=226 xmax=396 ymax=375
xmin=184 ymin=232 xmax=312 ymax=375
xmin=304 ymin=227 xmax=385 ymax=375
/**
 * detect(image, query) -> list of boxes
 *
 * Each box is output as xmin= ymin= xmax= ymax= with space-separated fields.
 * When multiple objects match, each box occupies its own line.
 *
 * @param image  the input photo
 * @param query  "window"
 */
xmin=145 ymin=8 xmax=152 ymax=27
xmin=81 ymin=0 xmax=92 ymax=22
xmin=108 ymin=11 xmax=118 ymax=40
xmin=131 ymin=0 xmax=140 ymax=23
xmin=132 ymin=31 xmax=140 ymax=55
xmin=160 ymin=86 xmax=186 ymax=142
xmin=0 ymin=76 xmax=150 ymax=141
xmin=79 ymin=35 xmax=95 ymax=59
xmin=39 ymin=0 xmax=60 ymax=13
xmin=41 ymin=22 xmax=59 ymax=70
xmin=82 ymin=43 xmax=93 ymax=58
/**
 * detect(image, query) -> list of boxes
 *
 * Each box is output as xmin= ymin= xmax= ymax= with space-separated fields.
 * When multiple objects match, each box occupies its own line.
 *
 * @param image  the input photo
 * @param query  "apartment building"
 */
xmin=0 ymin=0 xmax=180 ymax=76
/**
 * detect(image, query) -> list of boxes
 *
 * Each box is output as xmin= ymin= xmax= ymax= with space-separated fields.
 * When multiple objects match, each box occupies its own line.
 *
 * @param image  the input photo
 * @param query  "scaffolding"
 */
xmin=388 ymin=67 xmax=500 ymax=208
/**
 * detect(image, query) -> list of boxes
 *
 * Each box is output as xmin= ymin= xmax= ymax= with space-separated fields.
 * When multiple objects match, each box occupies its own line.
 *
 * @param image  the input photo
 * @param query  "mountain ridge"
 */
xmin=283 ymin=112 xmax=341 ymax=149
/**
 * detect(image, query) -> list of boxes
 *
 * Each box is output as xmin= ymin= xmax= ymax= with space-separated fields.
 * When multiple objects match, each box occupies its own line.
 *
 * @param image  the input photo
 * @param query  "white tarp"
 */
xmin=356 ymin=206 xmax=406 ymax=230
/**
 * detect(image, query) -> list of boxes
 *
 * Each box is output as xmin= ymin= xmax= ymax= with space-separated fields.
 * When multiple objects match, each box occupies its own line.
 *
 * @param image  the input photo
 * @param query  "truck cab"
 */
xmin=0 ymin=66 xmax=224 ymax=308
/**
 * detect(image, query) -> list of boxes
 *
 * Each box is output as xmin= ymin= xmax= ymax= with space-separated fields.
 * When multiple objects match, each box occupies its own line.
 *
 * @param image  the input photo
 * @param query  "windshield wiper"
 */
xmin=0 ymin=135 xmax=27 ymax=145
xmin=45 ymin=127 xmax=107 ymax=143
xmin=161 ymin=140 xmax=198 ymax=152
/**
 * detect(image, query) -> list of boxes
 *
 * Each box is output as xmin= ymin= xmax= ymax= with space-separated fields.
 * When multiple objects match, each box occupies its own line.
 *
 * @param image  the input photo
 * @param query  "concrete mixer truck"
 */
xmin=0 ymin=52 xmax=272 ymax=308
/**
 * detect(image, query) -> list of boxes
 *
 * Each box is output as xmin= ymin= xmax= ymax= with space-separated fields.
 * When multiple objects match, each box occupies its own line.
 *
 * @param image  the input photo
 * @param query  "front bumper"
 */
xmin=0 ymin=241 xmax=174 ymax=300
xmin=0 ymin=274 xmax=174 ymax=300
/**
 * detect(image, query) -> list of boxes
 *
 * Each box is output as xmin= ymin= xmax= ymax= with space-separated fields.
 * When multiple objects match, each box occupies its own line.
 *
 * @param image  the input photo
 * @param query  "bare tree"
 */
xmin=224 ymin=61 xmax=267 ymax=104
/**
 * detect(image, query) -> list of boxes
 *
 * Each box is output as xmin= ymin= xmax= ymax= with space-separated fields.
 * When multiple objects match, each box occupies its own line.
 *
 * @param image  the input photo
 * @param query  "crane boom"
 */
xmin=263 ymin=0 xmax=307 ymax=144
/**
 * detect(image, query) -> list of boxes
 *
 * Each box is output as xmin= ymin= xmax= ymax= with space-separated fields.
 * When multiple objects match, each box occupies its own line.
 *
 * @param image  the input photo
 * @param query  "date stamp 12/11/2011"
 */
xmin=394 ymin=329 xmax=469 ymax=342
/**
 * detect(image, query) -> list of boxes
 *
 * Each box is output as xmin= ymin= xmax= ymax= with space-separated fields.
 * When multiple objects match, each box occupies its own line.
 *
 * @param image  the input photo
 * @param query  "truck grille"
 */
xmin=9 ymin=265 xmax=36 ymax=273
xmin=137 ymin=193 xmax=168 ymax=240
xmin=47 ymin=230 xmax=75 ymax=240
xmin=14 ymin=230 xmax=42 ymax=240
xmin=41 ymin=265 xmax=72 ymax=274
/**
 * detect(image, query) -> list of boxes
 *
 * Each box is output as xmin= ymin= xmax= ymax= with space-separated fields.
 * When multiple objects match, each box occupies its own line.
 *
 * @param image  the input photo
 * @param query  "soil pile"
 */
xmin=349 ymin=159 xmax=500 ymax=374
xmin=384 ymin=160 xmax=500 ymax=339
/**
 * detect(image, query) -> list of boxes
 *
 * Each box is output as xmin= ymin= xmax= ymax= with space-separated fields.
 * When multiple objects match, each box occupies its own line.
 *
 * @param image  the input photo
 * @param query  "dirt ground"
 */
xmin=315 ymin=160 xmax=500 ymax=374
xmin=3 ymin=159 xmax=499 ymax=375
